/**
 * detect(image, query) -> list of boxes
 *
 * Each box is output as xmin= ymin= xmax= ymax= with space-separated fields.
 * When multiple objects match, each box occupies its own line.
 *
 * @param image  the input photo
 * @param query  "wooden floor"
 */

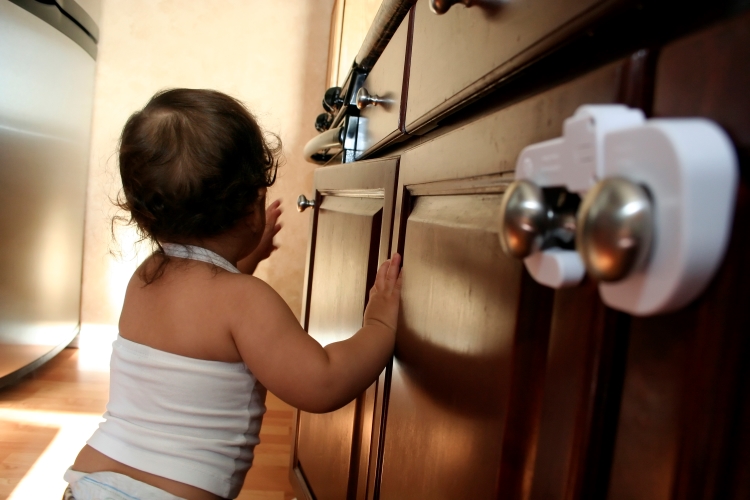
xmin=0 ymin=345 xmax=296 ymax=500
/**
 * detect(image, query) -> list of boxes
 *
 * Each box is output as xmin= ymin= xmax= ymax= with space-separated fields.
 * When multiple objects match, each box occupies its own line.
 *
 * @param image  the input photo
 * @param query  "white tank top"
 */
xmin=87 ymin=244 xmax=267 ymax=499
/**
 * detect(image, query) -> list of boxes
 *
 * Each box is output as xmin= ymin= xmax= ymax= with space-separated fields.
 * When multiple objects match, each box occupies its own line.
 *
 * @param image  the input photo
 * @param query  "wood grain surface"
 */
xmin=357 ymin=14 xmax=411 ymax=157
xmin=296 ymin=197 xmax=383 ymax=500
xmin=291 ymin=159 xmax=399 ymax=500
xmin=606 ymin=12 xmax=750 ymax=500
xmin=404 ymin=0 xmax=623 ymax=133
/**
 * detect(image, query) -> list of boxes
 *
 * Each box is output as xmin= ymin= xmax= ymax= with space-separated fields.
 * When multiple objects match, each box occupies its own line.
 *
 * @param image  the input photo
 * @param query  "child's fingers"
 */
xmin=269 ymin=206 xmax=282 ymax=216
xmin=267 ymin=199 xmax=282 ymax=210
xmin=266 ymin=213 xmax=281 ymax=229
xmin=374 ymin=258 xmax=392 ymax=290
xmin=266 ymin=200 xmax=282 ymax=221
xmin=386 ymin=254 xmax=401 ymax=283
xmin=371 ymin=254 xmax=401 ymax=295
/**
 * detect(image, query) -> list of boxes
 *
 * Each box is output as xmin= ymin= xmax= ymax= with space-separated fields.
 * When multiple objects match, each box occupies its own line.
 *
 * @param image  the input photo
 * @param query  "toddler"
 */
xmin=65 ymin=89 xmax=401 ymax=500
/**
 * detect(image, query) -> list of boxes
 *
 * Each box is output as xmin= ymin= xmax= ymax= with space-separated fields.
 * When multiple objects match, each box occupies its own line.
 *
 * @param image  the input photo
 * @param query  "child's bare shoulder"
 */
xmin=219 ymin=272 xmax=300 ymax=337
xmin=219 ymin=271 xmax=290 ymax=311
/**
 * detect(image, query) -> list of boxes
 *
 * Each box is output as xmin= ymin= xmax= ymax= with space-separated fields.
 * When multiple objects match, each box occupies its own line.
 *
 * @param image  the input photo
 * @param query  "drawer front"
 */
xmin=356 ymin=12 xmax=411 ymax=158
xmin=405 ymin=0 xmax=616 ymax=133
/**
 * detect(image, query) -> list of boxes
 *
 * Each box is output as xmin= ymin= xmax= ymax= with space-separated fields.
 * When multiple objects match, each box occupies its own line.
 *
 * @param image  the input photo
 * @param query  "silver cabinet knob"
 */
xmin=498 ymin=180 xmax=547 ymax=259
xmin=429 ymin=0 xmax=475 ymax=15
xmin=356 ymin=87 xmax=387 ymax=110
xmin=576 ymin=177 xmax=653 ymax=282
xmin=297 ymin=194 xmax=315 ymax=212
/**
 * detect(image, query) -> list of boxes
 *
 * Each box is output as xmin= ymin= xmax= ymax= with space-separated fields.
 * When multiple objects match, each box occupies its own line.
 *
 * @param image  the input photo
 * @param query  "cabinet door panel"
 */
xmin=297 ymin=196 xmax=382 ymax=500
xmin=606 ymin=12 xmax=750 ymax=500
xmin=291 ymin=159 xmax=399 ymax=500
xmin=529 ymin=282 xmax=629 ymax=500
xmin=379 ymin=193 xmax=523 ymax=499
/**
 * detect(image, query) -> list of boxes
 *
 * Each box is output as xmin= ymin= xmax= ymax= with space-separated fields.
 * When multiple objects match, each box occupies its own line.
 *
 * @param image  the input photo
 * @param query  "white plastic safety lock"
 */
xmin=499 ymin=104 xmax=739 ymax=316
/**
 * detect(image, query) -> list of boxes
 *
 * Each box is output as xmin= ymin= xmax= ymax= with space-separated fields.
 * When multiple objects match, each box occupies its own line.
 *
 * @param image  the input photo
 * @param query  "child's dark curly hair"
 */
xmin=115 ymin=88 xmax=280 ymax=283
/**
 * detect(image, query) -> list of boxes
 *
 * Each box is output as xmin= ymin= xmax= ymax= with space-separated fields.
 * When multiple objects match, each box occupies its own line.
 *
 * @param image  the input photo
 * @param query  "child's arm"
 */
xmin=237 ymin=199 xmax=282 ymax=275
xmin=229 ymin=254 xmax=402 ymax=413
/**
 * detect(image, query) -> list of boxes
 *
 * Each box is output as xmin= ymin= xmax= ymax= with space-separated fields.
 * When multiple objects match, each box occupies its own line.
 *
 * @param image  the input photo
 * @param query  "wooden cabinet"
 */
xmin=291 ymin=3 xmax=750 ymax=500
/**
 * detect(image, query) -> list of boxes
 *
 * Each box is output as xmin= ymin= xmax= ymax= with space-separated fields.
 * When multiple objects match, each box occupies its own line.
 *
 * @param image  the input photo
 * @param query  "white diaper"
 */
xmin=63 ymin=468 xmax=186 ymax=500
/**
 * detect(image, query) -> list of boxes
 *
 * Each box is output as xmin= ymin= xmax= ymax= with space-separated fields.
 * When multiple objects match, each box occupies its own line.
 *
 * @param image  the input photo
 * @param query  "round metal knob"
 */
xmin=356 ymin=87 xmax=387 ymax=110
xmin=297 ymin=194 xmax=315 ymax=212
xmin=576 ymin=177 xmax=653 ymax=282
xmin=499 ymin=180 xmax=547 ymax=259
xmin=314 ymin=112 xmax=333 ymax=132
xmin=322 ymin=86 xmax=343 ymax=113
xmin=429 ymin=0 xmax=475 ymax=15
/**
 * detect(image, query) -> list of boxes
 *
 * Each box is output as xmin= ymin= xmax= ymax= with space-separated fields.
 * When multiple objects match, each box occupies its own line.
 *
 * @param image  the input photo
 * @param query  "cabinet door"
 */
xmin=525 ymin=50 xmax=654 ymax=500
xmin=290 ymin=159 xmax=398 ymax=500
xmin=377 ymin=60 xmax=628 ymax=500
xmin=604 ymin=12 xmax=750 ymax=500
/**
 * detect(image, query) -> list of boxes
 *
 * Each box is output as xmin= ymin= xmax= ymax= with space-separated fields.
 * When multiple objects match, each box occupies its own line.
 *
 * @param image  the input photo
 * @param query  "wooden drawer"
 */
xmin=356 ymin=11 xmax=411 ymax=158
xmin=405 ymin=0 xmax=622 ymax=133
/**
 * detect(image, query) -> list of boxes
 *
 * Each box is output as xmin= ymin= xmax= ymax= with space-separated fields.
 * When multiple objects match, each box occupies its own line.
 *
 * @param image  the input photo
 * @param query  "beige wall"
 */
xmin=82 ymin=0 xmax=334 ymax=328
xmin=335 ymin=0 xmax=382 ymax=87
